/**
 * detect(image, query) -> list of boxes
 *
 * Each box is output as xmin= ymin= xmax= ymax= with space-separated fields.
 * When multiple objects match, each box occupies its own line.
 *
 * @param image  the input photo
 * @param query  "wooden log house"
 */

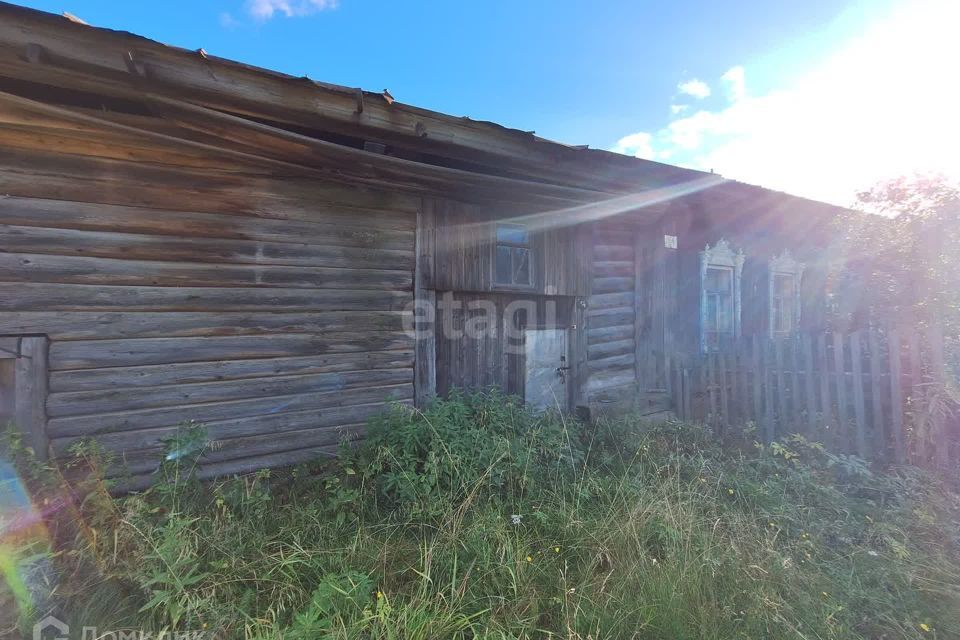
xmin=0 ymin=3 xmax=848 ymax=486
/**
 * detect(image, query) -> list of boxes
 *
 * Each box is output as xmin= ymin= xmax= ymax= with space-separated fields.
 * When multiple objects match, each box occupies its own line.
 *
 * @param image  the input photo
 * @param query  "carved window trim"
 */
xmin=768 ymin=250 xmax=805 ymax=339
xmin=700 ymin=239 xmax=745 ymax=353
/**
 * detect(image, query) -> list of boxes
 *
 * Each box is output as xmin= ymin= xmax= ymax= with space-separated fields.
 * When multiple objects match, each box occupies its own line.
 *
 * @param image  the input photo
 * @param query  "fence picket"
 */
xmin=887 ymin=328 xmax=905 ymax=465
xmin=833 ymin=332 xmax=850 ymax=452
xmin=818 ymin=333 xmax=835 ymax=447
xmin=867 ymin=328 xmax=886 ymax=461
xmin=849 ymin=331 xmax=869 ymax=458
xmin=802 ymin=333 xmax=817 ymax=435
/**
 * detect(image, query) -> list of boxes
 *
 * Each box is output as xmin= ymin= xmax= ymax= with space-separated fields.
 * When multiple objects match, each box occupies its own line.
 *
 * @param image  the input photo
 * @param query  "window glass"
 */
xmin=772 ymin=273 xmax=796 ymax=335
xmin=704 ymin=266 xmax=734 ymax=349
xmin=496 ymin=224 xmax=528 ymax=245
xmin=495 ymin=223 xmax=532 ymax=286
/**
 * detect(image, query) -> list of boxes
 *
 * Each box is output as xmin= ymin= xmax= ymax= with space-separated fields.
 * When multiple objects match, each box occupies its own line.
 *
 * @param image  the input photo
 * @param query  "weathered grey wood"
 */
xmin=751 ymin=335 xmax=762 ymax=427
xmin=588 ymin=353 xmax=636 ymax=373
xmin=592 ymin=276 xmax=634 ymax=295
xmin=0 ymin=224 xmax=416 ymax=269
xmin=774 ymin=339 xmax=788 ymax=436
xmin=681 ymin=366 xmax=691 ymax=421
xmin=47 ymin=382 xmax=413 ymax=438
xmin=718 ymin=350 xmax=730 ymax=429
xmin=887 ymin=328 xmax=905 ymax=464
xmin=762 ymin=339 xmax=775 ymax=442
xmin=867 ymin=329 xmax=886 ymax=460
xmin=50 ymin=333 xmax=415 ymax=369
xmin=51 ymin=399 xmax=396 ymax=456
xmin=48 ymin=368 xmax=411 ymax=417
xmin=0 ymin=283 xmax=411 ymax=312
xmin=849 ymin=331 xmax=868 ymax=458
xmin=587 ymin=309 xmax=634 ymax=331
xmin=593 ymin=245 xmax=633 ymax=262
xmin=593 ymin=261 xmax=633 ymax=277
xmin=925 ymin=324 xmax=948 ymax=468
xmin=707 ymin=352 xmax=719 ymax=431
xmin=51 ymin=351 xmax=412 ymax=392
xmin=413 ymin=202 xmax=436 ymax=408
xmin=13 ymin=336 xmax=49 ymax=460
xmin=587 ymin=291 xmax=634 ymax=311
xmin=587 ymin=325 xmax=634 ymax=345
xmin=0 ymin=196 xmax=416 ymax=244
xmin=0 ymin=252 xmax=413 ymax=290
xmin=832 ymin=332 xmax=850 ymax=451
xmin=0 ymin=311 xmax=410 ymax=340
xmin=817 ymin=333 xmax=835 ymax=447
xmin=801 ymin=333 xmax=817 ymax=435
xmin=789 ymin=337 xmax=801 ymax=434
xmin=588 ymin=339 xmax=635 ymax=360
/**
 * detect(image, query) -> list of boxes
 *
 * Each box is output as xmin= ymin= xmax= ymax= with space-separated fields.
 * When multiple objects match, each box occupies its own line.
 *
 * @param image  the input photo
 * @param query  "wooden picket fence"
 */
xmin=670 ymin=325 xmax=957 ymax=467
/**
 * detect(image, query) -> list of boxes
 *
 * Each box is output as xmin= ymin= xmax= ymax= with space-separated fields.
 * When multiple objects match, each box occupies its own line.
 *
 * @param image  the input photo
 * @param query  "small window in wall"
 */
xmin=700 ymin=239 xmax=745 ymax=352
xmin=769 ymin=250 xmax=805 ymax=338
xmin=495 ymin=223 xmax=532 ymax=287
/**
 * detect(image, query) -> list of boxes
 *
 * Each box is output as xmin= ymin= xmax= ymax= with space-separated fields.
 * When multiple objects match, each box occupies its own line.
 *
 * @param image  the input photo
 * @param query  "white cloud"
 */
xmin=612 ymin=0 xmax=960 ymax=207
xmin=677 ymin=79 xmax=711 ymax=99
xmin=720 ymin=66 xmax=745 ymax=103
xmin=611 ymin=132 xmax=656 ymax=160
xmin=670 ymin=104 xmax=689 ymax=115
xmin=247 ymin=0 xmax=338 ymax=20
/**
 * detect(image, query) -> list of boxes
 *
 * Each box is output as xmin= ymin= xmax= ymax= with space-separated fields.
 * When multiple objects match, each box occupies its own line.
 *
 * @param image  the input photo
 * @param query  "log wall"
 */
xmin=0 ymin=147 xmax=418 ymax=486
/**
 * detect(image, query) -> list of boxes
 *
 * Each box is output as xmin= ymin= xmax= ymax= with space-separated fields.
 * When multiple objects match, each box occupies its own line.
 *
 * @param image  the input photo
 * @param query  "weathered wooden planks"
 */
xmin=0 ymin=283 xmax=411 ymax=312
xmin=47 ymin=382 xmax=413 ymax=438
xmin=0 ymin=253 xmax=413 ymax=290
xmin=50 ymin=351 xmax=413 ymax=392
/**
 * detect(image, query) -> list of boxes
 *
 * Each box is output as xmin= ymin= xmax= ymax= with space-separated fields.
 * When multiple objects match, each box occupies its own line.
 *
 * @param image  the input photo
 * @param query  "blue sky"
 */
xmin=12 ymin=0 xmax=959 ymax=206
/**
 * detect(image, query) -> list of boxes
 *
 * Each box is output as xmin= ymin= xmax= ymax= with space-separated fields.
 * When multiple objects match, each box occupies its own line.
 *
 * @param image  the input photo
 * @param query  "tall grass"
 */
xmin=5 ymin=391 xmax=960 ymax=638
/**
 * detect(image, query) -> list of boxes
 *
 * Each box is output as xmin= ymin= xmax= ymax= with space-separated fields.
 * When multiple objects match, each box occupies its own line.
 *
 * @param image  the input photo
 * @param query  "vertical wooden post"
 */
xmin=887 ymin=327 xmax=906 ymax=465
xmin=775 ymin=338 xmax=788 ymax=437
xmin=413 ymin=203 xmax=438 ymax=408
xmin=707 ymin=351 xmax=719 ymax=431
xmin=849 ymin=331 xmax=868 ymax=458
xmin=832 ymin=332 xmax=850 ymax=452
xmin=867 ymin=328 xmax=886 ymax=461
xmin=719 ymin=350 xmax=730 ymax=430
xmin=13 ymin=337 xmax=49 ymax=461
xmin=802 ymin=333 xmax=817 ymax=435
xmin=681 ymin=366 xmax=692 ymax=421
xmin=906 ymin=330 xmax=922 ymax=462
xmin=788 ymin=337 xmax=801 ymax=434
xmin=817 ymin=333 xmax=835 ymax=447
xmin=762 ymin=339 xmax=775 ymax=442
xmin=925 ymin=324 xmax=948 ymax=469
xmin=751 ymin=335 xmax=763 ymax=428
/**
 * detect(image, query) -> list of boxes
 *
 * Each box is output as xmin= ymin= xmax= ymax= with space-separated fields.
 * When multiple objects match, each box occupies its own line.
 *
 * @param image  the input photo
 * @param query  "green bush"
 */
xmin=3 ymin=392 xmax=959 ymax=639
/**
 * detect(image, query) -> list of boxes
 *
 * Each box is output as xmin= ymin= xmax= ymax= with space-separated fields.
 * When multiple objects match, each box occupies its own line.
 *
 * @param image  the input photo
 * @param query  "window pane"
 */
xmin=705 ymin=267 xmax=732 ymax=294
xmin=495 ymin=245 xmax=512 ymax=283
xmin=497 ymin=223 xmax=528 ymax=245
xmin=513 ymin=247 xmax=531 ymax=285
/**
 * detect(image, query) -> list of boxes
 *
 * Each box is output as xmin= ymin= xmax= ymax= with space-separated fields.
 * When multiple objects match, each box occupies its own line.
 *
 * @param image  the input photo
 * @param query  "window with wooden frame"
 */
xmin=768 ymin=250 xmax=805 ymax=339
xmin=494 ymin=223 xmax=532 ymax=287
xmin=700 ymin=239 xmax=745 ymax=352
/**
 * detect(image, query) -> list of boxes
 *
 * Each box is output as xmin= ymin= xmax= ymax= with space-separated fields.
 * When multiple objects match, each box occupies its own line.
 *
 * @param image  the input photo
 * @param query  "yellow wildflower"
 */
xmin=727 ymin=488 xmax=735 ymax=495
xmin=554 ymin=546 xmax=560 ymax=553
xmin=376 ymin=591 xmax=383 ymax=600
xmin=920 ymin=623 xmax=931 ymax=632
xmin=526 ymin=555 xmax=533 ymax=563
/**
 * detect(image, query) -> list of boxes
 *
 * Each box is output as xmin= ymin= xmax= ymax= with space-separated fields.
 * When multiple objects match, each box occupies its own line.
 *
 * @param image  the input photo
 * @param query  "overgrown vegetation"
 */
xmin=4 ymin=391 xmax=960 ymax=639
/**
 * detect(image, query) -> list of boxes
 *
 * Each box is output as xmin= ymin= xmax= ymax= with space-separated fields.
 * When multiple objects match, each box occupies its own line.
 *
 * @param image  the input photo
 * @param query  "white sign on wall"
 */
xmin=664 ymin=235 xmax=678 ymax=249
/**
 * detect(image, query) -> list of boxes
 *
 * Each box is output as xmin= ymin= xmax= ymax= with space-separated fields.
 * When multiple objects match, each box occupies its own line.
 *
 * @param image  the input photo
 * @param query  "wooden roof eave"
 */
xmin=0 ymin=3 xmax=703 ymax=193
xmin=0 ymin=88 xmax=655 ymax=213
